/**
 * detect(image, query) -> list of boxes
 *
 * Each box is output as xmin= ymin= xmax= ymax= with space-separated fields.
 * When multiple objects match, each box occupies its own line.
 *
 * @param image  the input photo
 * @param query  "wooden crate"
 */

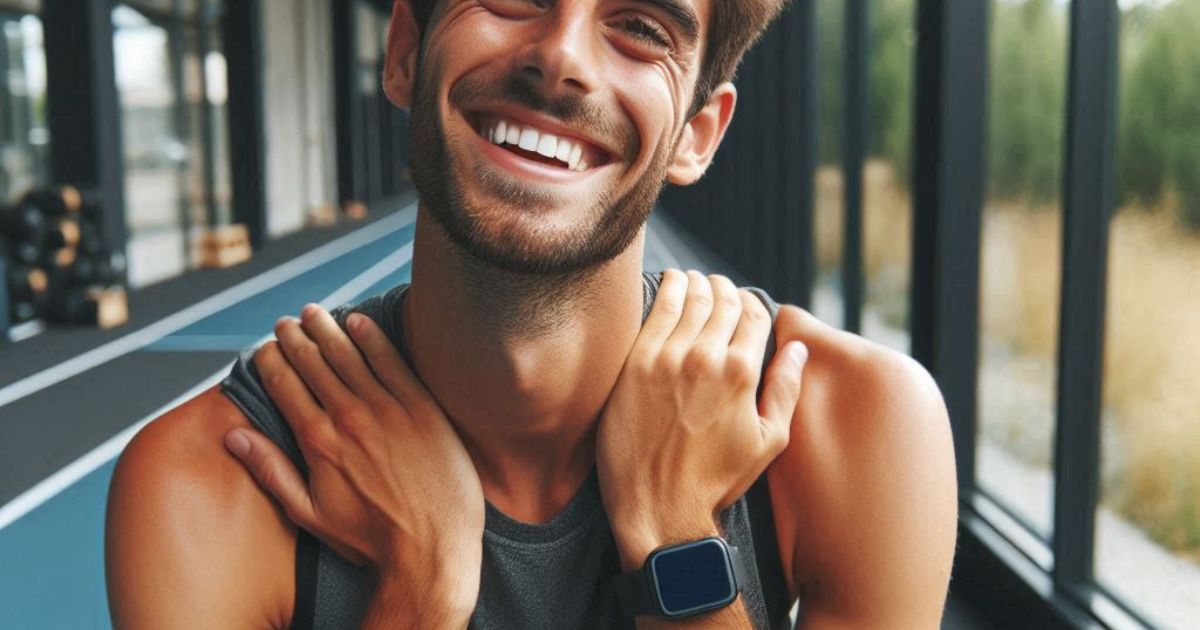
xmin=197 ymin=224 xmax=252 ymax=269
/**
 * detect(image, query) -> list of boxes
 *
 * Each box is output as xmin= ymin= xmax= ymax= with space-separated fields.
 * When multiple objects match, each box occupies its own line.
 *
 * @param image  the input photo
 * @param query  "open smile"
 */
xmin=464 ymin=108 xmax=615 ymax=181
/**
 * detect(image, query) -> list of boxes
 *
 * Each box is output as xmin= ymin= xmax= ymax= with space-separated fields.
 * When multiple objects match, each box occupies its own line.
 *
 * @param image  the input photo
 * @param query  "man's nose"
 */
xmin=514 ymin=9 xmax=600 ymax=97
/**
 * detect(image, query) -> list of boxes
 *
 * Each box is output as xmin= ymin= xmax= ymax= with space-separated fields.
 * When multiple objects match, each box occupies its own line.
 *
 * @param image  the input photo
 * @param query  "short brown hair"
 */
xmin=409 ymin=0 xmax=789 ymax=114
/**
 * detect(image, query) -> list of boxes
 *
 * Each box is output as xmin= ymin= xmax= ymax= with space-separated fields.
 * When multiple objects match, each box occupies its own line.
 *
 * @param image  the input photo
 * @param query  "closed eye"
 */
xmin=616 ymin=16 xmax=672 ymax=50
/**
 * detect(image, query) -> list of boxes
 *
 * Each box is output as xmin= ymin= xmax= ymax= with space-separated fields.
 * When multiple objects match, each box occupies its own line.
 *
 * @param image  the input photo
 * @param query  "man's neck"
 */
xmin=401 ymin=207 xmax=647 ymax=523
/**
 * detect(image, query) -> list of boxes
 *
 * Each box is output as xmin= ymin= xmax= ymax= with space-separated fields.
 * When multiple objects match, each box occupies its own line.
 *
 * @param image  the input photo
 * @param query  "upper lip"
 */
xmin=465 ymin=104 xmax=619 ymax=166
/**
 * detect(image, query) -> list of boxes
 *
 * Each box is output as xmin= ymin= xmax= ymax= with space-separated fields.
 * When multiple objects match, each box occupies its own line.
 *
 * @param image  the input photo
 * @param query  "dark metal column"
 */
xmin=780 ymin=0 xmax=818 ymax=308
xmin=758 ymin=25 xmax=782 ymax=296
xmin=842 ymin=0 xmax=869 ymax=333
xmin=333 ymin=0 xmax=367 ymax=208
xmin=42 ymin=0 xmax=127 ymax=273
xmin=909 ymin=0 xmax=989 ymax=492
xmin=1053 ymin=0 xmax=1119 ymax=598
xmin=223 ymin=0 xmax=267 ymax=248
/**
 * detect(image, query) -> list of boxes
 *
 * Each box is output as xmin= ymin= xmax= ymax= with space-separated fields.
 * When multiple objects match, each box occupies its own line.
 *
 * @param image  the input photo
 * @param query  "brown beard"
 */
xmin=408 ymin=61 xmax=676 ymax=277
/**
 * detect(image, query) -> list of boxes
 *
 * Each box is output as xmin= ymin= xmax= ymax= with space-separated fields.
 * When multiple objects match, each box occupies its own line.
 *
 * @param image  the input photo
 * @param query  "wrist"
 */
xmin=612 ymin=513 xmax=722 ymax=573
xmin=367 ymin=571 xmax=476 ymax=629
xmin=375 ymin=541 xmax=482 ymax=620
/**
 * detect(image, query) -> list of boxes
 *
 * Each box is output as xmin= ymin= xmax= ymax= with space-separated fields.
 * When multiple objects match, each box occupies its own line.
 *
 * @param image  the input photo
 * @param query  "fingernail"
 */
xmin=301 ymin=303 xmax=320 ymax=319
xmin=347 ymin=313 xmax=364 ymax=333
xmin=788 ymin=342 xmax=809 ymax=366
xmin=224 ymin=430 xmax=251 ymax=457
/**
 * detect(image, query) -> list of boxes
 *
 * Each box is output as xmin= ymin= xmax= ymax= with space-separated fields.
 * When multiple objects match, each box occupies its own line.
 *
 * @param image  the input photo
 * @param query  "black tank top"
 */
xmin=220 ymin=271 xmax=798 ymax=629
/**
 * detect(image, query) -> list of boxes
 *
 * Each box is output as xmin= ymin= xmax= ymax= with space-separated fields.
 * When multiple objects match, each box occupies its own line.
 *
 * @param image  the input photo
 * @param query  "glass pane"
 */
xmin=114 ymin=4 xmax=187 ymax=288
xmin=862 ymin=0 xmax=914 ymax=354
xmin=1098 ymin=1 xmax=1200 ymax=626
xmin=975 ymin=0 xmax=1068 ymax=540
xmin=812 ymin=0 xmax=844 ymax=329
xmin=0 ymin=12 xmax=49 ymax=204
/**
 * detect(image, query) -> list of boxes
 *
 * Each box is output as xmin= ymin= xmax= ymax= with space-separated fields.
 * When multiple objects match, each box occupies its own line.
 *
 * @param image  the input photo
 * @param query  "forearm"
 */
xmin=634 ymin=599 xmax=756 ymax=629
xmin=361 ymin=573 xmax=474 ymax=630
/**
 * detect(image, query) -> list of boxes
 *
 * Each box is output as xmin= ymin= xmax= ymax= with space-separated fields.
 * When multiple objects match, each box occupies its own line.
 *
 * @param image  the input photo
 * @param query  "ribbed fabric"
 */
xmin=220 ymin=271 xmax=797 ymax=629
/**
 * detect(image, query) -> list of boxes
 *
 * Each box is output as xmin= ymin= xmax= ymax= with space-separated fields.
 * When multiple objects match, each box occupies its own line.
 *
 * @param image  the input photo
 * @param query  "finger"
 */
xmin=691 ymin=274 xmax=743 ymax=352
xmin=224 ymin=428 xmax=318 ymax=529
xmin=275 ymin=315 xmax=355 ymax=412
xmin=299 ymin=304 xmax=391 ymax=408
xmin=635 ymin=268 xmax=689 ymax=349
xmin=758 ymin=341 xmax=809 ymax=453
xmin=728 ymin=291 xmax=774 ymax=382
xmin=346 ymin=312 xmax=440 ymax=418
xmin=664 ymin=270 xmax=715 ymax=347
xmin=253 ymin=339 xmax=326 ymax=431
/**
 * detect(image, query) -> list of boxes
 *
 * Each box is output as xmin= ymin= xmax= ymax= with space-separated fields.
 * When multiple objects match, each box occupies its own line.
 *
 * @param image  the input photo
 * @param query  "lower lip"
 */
xmin=471 ymin=128 xmax=602 ymax=184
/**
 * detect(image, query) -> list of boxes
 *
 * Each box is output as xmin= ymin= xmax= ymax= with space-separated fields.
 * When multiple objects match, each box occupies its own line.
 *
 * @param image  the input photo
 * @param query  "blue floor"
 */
xmin=0 ymin=222 xmax=417 ymax=629
xmin=0 ymin=212 xmax=683 ymax=628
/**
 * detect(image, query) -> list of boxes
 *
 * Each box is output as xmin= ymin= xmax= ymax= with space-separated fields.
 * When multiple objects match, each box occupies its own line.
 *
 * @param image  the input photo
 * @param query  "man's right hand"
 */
xmin=223 ymin=304 xmax=484 ymax=628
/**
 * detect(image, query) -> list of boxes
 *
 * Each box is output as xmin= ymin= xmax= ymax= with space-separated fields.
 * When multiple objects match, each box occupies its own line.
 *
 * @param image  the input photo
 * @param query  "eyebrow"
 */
xmin=633 ymin=0 xmax=701 ymax=47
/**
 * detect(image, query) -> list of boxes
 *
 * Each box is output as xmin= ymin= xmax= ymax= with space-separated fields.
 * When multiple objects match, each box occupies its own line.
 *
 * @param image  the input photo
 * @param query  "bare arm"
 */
xmin=105 ymin=386 xmax=296 ymax=630
xmin=767 ymin=307 xmax=959 ymax=629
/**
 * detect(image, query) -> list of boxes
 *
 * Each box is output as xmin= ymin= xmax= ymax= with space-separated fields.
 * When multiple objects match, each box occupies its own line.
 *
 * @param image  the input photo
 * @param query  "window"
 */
xmin=976 ymin=0 xmax=1068 ymax=541
xmin=861 ymin=0 xmax=914 ymax=353
xmin=0 ymin=10 xmax=48 ymax=204
xmin=1096 ymin=1 xmax=1200 ymax=626
xmin=812 ymin=0 xmax=845 ymax=329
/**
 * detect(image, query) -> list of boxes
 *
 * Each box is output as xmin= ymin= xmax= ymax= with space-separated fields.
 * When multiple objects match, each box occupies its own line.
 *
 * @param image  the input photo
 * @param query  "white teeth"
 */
xmin=518 ymin=128 xmax=539 ymax=151
xmin=484 ymin=117 xmax=597 ymax=170
xmin=537 ymin=134 xmax=559 ymax=158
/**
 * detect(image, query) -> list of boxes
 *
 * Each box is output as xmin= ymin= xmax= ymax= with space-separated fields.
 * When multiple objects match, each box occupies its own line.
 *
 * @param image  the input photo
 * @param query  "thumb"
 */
xmin=224 ymin=428 xmax=317 ymax=529
xmin=759 ymin=341 xmax=808 ymax=450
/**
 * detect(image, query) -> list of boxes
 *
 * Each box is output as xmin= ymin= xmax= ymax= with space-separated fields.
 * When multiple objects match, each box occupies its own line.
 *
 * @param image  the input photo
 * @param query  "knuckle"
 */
xmin=263 ymin=369 xmax=291 ymax=393
xmin=740 ymin=292 xmax=769 ymax=323
xmin=682 ymin=347 xmax=719 ymax=379
xmin=718 ymin=288 xmax=742 ymax=314
xmin=687 ymin=287 xmax=714 ymax=311
xmin=657 ymin=290 xmax=685 ymax=317
xmin=294 ymin=342 xmax=321 ymax=363
xmin=338 ymin=407 xmax=373 ymax=436
xmin=726 ymin=349 xmax=760 ymax=386
xmin=298 ymin=423 xmax=334 ymax=456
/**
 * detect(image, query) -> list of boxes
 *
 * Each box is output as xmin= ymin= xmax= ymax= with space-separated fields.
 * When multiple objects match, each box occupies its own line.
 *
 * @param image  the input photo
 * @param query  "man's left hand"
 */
xmin=596 ymin=270 xmax=809 ymax=572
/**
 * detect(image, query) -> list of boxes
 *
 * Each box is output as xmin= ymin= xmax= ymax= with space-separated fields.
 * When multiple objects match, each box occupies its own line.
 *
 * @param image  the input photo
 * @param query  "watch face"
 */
xmin=650 ymin=539 xmax=737 ymax=618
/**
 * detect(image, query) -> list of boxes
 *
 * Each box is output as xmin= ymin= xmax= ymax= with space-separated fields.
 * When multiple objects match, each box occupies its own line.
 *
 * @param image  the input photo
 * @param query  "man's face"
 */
xmin=407 ymin=0 xmax=710 ymax=275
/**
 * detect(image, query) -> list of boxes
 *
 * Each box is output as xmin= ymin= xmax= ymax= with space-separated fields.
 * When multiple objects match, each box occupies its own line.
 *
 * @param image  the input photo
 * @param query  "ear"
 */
xmin=383 ymin=0 xmax=421 ymax=108
xmin=666 ymin=83 xmax=737 ymax=186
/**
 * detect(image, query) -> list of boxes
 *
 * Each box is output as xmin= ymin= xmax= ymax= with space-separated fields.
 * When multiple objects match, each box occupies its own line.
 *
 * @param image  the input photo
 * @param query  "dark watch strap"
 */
xmin=612 ymin=542 xmax=746 ymax=618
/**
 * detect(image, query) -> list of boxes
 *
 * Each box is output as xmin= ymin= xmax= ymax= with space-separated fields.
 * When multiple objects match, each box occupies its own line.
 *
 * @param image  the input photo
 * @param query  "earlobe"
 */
xmin=383 ymin=1 xmax=421 ymax=108
xmin=666 ymin=84 xmax=738 ymax=186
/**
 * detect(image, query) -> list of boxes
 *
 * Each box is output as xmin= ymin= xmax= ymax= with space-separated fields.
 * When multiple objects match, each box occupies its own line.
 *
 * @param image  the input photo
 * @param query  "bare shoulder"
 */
xmin=106 ymin=385 xmax=296 ymax=629
xmin=765 ymin=305 xmax=958 ymax=627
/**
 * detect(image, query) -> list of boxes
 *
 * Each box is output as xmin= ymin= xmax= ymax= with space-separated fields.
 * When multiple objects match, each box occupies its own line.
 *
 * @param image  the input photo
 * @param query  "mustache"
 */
xmin=450 ymin=71 xmax=639 ymax=162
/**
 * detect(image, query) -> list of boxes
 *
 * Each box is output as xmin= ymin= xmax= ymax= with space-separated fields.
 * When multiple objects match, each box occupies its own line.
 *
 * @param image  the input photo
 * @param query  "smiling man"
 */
xmin=105 ymin=1 xmax=958 ymax=628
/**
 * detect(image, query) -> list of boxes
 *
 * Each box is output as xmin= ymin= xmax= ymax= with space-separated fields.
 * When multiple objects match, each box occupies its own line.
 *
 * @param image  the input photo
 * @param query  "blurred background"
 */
xmin=0 ymin=0 xmax=1196 ymax=628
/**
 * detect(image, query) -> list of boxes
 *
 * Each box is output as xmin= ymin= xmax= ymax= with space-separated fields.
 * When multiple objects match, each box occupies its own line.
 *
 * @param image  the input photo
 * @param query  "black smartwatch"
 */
xmin=612 ymin=537 xmax=747 ymax=620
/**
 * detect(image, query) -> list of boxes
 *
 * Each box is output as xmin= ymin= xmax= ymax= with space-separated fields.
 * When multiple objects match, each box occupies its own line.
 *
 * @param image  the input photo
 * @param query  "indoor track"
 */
xmin=0 ymin=200 xmax=713 ymax=628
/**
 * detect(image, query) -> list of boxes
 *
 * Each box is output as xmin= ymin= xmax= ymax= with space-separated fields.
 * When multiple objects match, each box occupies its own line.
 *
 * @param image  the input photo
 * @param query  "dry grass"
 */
xmin=817 ymin=160 xmax=1200 ymax=558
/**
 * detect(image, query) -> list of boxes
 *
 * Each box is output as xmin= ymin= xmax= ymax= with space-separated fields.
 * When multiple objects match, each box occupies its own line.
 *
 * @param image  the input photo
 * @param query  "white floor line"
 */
xmin=0 ymin=238 xmax=416 ymax=532
xmin=0 ymin=204 xmax=417 ymax=411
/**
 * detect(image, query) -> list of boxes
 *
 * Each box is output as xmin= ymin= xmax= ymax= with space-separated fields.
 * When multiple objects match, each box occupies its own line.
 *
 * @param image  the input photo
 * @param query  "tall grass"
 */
xmin=815 ymin=160 xmax=1200 ymax=560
